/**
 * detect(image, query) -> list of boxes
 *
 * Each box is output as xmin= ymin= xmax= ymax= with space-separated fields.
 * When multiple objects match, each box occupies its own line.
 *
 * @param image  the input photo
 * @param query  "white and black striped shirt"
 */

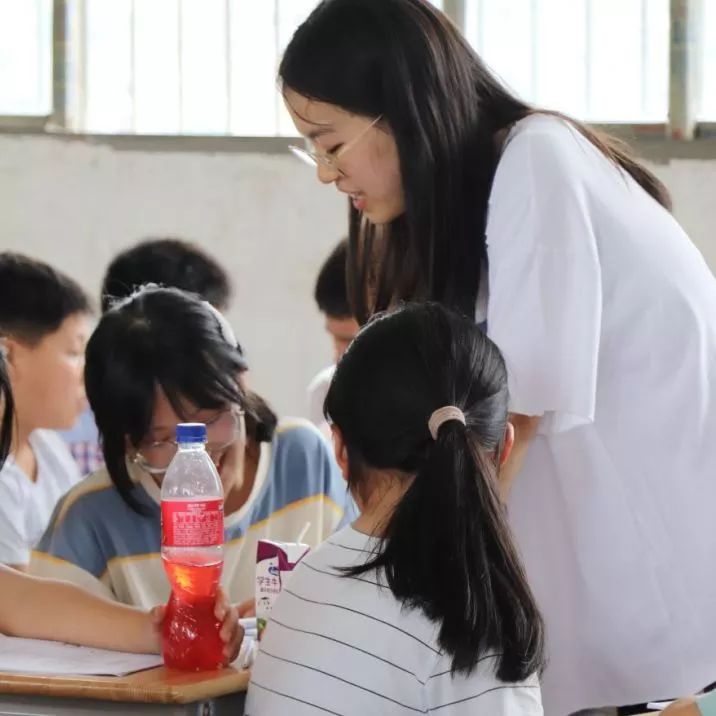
xmin=246 ymin=526 xmax=542 ymax=715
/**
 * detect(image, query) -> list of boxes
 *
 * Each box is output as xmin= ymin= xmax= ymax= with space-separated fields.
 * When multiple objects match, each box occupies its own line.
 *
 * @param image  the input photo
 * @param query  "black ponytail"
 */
xmin=0 ymin=353 xmax=13 ymax=468
xmin=325 ymin=302 xmax=545 ymax=681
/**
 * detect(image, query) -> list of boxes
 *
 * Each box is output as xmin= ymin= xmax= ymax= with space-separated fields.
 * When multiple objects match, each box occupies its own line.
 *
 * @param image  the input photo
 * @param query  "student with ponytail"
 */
xmin=247 ymin=303 xmax=544 ymax=716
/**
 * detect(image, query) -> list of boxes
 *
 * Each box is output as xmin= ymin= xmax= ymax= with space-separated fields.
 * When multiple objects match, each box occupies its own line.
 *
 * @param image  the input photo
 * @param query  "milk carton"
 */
xmin=255 ymin=539 xmax=310 ymax=639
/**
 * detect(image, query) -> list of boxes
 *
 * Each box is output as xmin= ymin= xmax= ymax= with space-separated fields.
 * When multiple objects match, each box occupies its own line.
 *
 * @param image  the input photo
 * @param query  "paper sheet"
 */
xmin=0 ymin=634 xmax=163 ymax=677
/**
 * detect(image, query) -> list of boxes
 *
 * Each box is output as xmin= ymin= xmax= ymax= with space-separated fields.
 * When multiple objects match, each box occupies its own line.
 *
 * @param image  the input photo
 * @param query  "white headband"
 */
xmin=428 ymin=406 xmax=466 ymax=440
xmin=203 ymin=301 xmax=238 ymax=348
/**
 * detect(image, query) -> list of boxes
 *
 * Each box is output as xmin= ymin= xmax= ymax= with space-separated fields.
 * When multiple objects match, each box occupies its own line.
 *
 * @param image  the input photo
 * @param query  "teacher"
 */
xmin=279 ymin=1 xmax=716 ymax=714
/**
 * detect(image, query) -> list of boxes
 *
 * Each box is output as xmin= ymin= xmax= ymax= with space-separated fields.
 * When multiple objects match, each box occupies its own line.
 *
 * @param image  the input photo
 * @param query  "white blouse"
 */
xmin=486 ymin=114 xmax=716 ymax=714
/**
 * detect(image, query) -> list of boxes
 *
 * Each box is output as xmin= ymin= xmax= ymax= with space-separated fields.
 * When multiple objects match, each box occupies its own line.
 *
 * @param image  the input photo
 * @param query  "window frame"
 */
xmin=0 ymin=0 xmax=713 ymax=163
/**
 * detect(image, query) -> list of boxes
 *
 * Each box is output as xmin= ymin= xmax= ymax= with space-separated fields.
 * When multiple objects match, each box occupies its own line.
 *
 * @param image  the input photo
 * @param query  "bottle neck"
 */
xmin=177 ymin=441 xmax=206 ymax=452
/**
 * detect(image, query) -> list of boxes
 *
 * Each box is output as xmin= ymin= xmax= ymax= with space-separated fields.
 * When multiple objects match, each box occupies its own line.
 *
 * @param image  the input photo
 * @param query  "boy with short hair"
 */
xmin=308 ymin=239 xmax=359 ymax=432
xmin=0 ymin=253 xmax=91 ymax=568
xmin=102 ymin=237 xmax=232 ymax=312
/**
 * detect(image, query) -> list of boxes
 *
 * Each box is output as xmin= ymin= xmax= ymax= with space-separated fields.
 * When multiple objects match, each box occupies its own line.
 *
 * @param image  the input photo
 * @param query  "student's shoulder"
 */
xmin=31 ymin=429 xmax=81 ymax=481
xmin=32 ymin=428 xmax=70 ymax=452
xmin=0 ymin=458 xmax=29 ymax=507
xmin=266 ymin=419 xmax=342 ymax=505
xmin=32 ymin=429 xmax=77 ymax=463
xmin=49 ymin=468 xmax=123 ymax=527
xmin=302 ymin=525 xmax=364 ymax=565
xmin=289 ymin=526 xmax=368 ymax=593
xmin=273 ymin=417 xmax=330 ymax=455
xmin=307 ymin=364 xmax=335 ymax=394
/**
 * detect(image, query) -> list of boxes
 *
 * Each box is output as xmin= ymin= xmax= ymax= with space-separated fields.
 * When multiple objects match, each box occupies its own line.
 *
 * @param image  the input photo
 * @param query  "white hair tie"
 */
xmin=428 ymin=406 xmax=466 ymax=440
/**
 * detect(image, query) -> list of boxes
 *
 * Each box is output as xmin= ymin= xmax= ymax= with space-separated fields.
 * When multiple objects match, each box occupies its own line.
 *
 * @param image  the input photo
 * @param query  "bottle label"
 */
xmin=161 ymin=499 xmax=224 ymax=548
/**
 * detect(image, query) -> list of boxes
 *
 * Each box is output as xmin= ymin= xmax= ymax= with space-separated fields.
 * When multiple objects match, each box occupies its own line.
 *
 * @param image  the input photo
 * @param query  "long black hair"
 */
xmin=0 ymin=353 xmax=13 ymax=467
xmin=85 ymin=286 xmax=277 ymax=513
xmin=280 ymin=0 xmax=671 ymax=322
xmin=324 ymin=303 xmax=545 ymax=682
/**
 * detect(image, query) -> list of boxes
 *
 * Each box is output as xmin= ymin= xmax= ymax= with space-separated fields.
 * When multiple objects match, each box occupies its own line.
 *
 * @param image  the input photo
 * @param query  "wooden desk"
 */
xmin=0 ymin=664 xmax=249 ymax=715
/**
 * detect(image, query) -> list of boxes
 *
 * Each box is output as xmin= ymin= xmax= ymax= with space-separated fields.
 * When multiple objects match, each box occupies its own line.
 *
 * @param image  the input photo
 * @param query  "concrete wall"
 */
xmin=1 ymin=133 xmax=715 ymax=416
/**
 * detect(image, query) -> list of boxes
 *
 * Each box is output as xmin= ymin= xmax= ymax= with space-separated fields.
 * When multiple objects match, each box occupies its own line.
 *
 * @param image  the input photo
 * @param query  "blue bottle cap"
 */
xmin=176 ymin=423 xmax=207 ymax=444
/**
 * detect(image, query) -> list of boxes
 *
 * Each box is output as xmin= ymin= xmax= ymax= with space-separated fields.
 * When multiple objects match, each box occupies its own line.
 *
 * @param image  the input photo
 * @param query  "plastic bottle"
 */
xmin=160 ymin=423 xmax=225 ymax=671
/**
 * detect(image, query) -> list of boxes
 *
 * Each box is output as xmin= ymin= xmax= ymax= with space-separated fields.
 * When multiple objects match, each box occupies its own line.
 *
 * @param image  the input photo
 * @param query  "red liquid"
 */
xmin=162 ymin=559 xmax=224 ymax=671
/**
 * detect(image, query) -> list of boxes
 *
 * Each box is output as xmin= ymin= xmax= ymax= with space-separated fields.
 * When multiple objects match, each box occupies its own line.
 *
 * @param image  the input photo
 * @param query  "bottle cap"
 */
xmin=175 ymin=423 xmax=207 ymax=444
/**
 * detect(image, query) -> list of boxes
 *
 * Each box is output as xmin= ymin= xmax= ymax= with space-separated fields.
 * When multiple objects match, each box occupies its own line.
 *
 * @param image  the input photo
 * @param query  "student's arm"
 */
xmin=0 ymin=565 xmax=158 ymax=652
xmin=664 ymin=694 xmax=716 ymax=716
xmin=0 ymin=567 xmax=243 ymax=659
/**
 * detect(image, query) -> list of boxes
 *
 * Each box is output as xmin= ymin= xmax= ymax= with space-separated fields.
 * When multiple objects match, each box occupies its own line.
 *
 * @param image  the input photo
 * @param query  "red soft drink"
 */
xmin=161 ymin=561 xmax=224 ymax=671
xmin=161 ymin=423 xmax=225 ymax=671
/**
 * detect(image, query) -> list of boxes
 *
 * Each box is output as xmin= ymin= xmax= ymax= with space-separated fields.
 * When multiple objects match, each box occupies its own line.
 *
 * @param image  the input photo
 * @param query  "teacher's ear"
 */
xmin=499 ymin=422 xmax=515 ymax=467
xmin=331 ymin=424 xmax=349 ymax=484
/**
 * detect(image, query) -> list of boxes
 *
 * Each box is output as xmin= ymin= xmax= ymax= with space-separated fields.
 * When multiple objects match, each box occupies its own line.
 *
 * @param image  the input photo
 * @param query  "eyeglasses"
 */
xmin=288 ymin=115 xmax=383 ymax=176
xmin=133 ymin=406 xmax=245 ymax=475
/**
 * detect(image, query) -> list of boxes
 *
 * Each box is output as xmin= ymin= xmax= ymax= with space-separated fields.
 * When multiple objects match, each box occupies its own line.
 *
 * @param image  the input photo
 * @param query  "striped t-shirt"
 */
xmin=247 ymin=525 xmax=543 ymax=716
xmin=30 ymin=420 xmax=354 ymax=608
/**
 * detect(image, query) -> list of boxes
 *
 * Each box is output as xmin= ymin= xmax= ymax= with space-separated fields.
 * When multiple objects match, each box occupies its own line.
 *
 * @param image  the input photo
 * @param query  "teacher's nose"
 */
xmin=317 ymin=162 xmax=341 ymax=185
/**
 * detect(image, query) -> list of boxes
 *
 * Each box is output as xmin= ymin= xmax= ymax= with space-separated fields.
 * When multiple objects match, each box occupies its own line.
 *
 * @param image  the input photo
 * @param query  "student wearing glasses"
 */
xmin=31 ymin=286 xmax=352 ymax=610
xmin=60 ymin=236 xmax=235 ymax=477
xmin=0 ymin=327 xmax=242 ymax=660
xmin=279 ymin=1 xmax=716 ymax=714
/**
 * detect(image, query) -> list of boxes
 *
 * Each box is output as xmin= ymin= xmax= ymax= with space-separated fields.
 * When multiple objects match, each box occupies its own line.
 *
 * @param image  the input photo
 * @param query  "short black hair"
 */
xmin=314 ymin=238 xmax=351 ymax=319
xmin=101 ymin=238 xmax=232 ymax=313
xmin=0 ymin=252 xmax=91 ymax=343
xmin=86 ymin=286 xmax=276 ymax=514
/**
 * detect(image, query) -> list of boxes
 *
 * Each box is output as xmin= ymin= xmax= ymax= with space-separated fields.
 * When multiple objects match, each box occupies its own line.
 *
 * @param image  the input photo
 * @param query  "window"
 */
xmin=464 ymin=0 xmax=669 ymax=123
xmin=0 ymin=0 xmax=52 ymax=116
xmin=81 ymin=0 xmax=318 ymax=135
xmin=0 ymin=0 xmax=707 ymax=136
xmin=699 ymin=0 xmax=716 ymax=119
xmin=80 ymin=0 xmax=446 ymax=136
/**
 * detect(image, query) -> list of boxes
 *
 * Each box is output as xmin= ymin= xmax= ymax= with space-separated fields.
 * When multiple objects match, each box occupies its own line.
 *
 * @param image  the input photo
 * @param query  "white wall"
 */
xmin=2 ymin=133 xmax=716 ymax=417
xmin=0 ymin=134 xmax=346 ymax=418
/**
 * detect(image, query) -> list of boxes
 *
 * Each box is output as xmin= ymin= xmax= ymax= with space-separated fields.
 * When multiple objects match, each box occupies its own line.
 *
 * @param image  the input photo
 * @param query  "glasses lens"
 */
xmin=207 ymin=410 xmax=241 ymax=447
xmin=139 ymin=410 xmax=242 ymax=471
